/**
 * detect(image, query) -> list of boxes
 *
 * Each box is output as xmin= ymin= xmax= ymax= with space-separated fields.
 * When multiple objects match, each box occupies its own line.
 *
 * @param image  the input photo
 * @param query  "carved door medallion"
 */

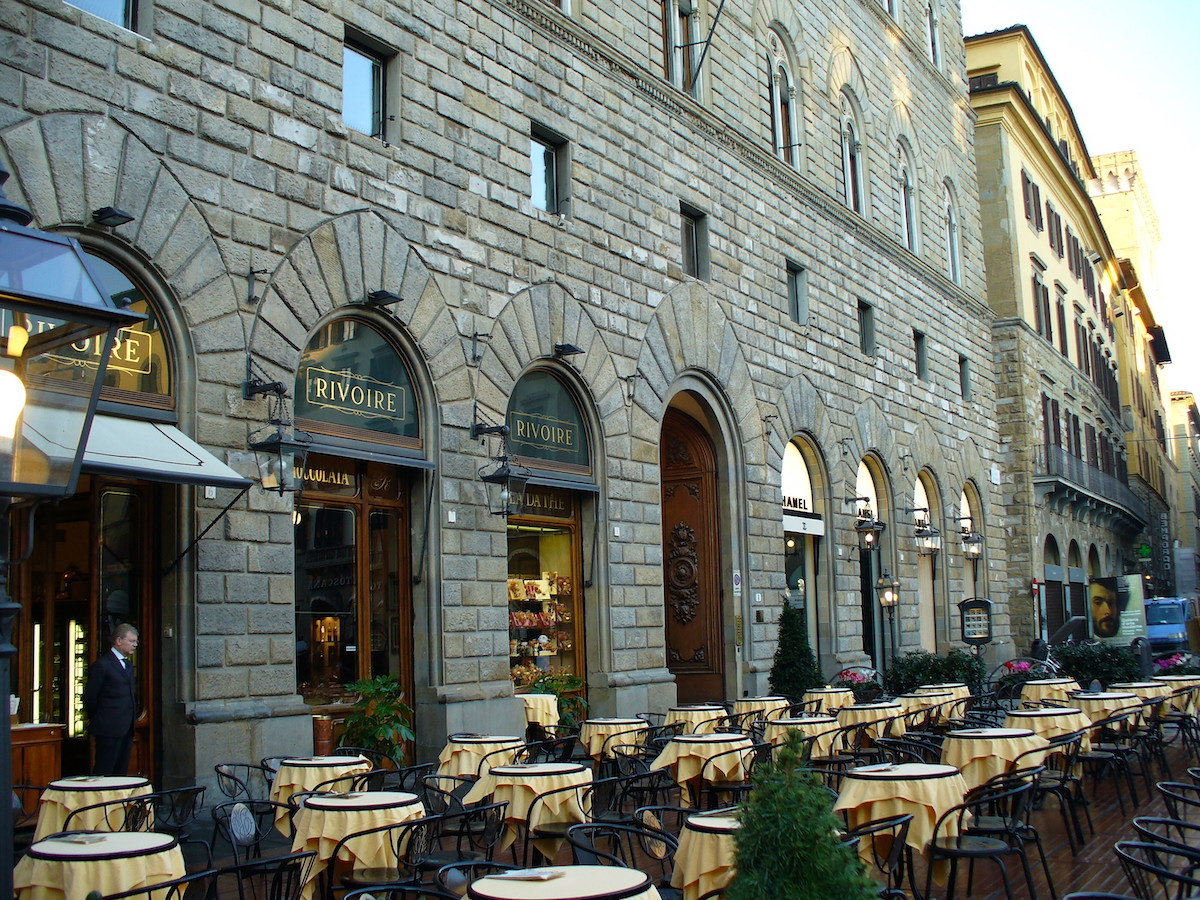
xmin=660 ymin=409 xmax=724 ymax=703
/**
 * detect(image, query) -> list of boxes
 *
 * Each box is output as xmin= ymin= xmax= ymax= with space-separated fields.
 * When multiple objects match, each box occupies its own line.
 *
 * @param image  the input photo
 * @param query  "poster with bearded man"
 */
xmin=1089 ymin=575 xmax=1147 ymax=644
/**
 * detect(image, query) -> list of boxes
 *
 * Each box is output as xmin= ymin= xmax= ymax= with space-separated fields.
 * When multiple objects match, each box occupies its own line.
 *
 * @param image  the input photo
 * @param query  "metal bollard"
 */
xmin=313 ymin=715 xmax=333 ymax=756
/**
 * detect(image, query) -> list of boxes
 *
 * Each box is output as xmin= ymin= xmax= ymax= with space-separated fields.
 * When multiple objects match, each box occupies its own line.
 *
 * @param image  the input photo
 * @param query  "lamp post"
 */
xmin=961 ymin=528 xmax=984 ymax=595
xmin=875 ymin=571 xmax=901 ymax=667
xmin=0 ymin=165 xmax=143 ymax=897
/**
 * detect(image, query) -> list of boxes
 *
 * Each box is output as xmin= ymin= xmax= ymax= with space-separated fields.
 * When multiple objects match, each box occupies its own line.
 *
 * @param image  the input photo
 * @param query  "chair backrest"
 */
xmin=434 ymin=861 xmax=520 ymax=898
xmin=841 ymin=813 xmax=912 ymax=885
xmin=343 ymin=886 xmax=456 ymax=900
xmin=527 ymin=735 xmax=578 ymax=764
xmin=1156 ymin=782 xmax=1200 ymax=824
xmin=436 ymin=801 xmax=508 ymax=857
xmin=566 ymin=821 xmax=679 ymax=878
xmin=634 ymin=805 xmax=693 ymax=837
xmin=394 ymin=762 xmax=436 ymax=793
xmin=874 ymin=737 xmax=935 ymax=764
xmin=351 ymin=768 xmax=397 ymax=792
xmin=213 ymin=850 xmax=316 ymax=900
xmin=99 ymin=868 xmax=216 ymax=900
xmin=1187 ymin=765 xmax=1200 ymax=785
xmin=931 ymin=777 xmax=1033 ymax=841
xmin=64 ymin=796 xmax=155 ymax=833
xmin=335 ymin=746 xmax=400 ymax=770
xmin=149 ymin=786 xmax=206 ymax=832
xmin=1131 ymin=815 xmax=1200 ymax=856
xmin=214 ymin=763 xmax=271 ymax=802
xmin=421 ymin=774 xmax=475 ymax=815
xmin=1115 ymin=840 xmax=1200 ymax=900
xmin=212 ymin=800 xmax=293 ymax=861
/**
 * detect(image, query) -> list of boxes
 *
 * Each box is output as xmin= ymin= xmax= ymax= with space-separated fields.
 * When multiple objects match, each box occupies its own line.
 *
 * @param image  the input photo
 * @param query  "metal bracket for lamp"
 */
xmin=469 ymin=402 xmax=509 ymax=440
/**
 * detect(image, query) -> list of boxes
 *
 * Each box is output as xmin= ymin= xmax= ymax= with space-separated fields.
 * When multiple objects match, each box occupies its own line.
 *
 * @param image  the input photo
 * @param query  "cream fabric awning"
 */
xmin=83 ymin=414 xmax=252 ymax=489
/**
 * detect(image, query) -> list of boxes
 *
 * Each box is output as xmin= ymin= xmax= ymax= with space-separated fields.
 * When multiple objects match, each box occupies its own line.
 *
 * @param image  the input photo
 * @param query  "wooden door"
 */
xmin=660 ymin=410 xmax=725 ymax=703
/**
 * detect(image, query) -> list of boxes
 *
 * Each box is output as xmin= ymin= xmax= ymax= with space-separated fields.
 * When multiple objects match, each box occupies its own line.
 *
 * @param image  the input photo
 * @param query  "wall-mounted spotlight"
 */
xmin=91 ymin=207 xmax=135 ymax=227
xmin=366 ymin=289 xmax=402 ymax=305
xmin=553 ymin=342 xmax=584 ymax=358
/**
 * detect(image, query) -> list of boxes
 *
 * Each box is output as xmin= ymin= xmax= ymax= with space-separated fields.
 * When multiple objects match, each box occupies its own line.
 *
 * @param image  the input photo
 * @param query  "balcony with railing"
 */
xmin=1034 ymin=445 xmax=1146 ymax=532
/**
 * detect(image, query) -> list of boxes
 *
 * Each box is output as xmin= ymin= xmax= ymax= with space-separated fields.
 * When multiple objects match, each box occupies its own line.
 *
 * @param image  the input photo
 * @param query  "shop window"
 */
xmin=505 ymin=370 xmax=595 ymax=693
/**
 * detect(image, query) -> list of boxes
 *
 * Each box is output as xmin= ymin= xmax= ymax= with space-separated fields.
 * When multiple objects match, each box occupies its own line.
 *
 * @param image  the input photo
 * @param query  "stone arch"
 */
xmin=246 ymin=210 xmax=466 ymax=421
xmin=885 ymin=100 xmax=923 ymax=163
xmin=0 ymin=113 xmax=239 ymax=419
xmin=470 ymin=280 xmax=624 ymax=442
xmin=827 ymin=46 xmax=870 ymax=114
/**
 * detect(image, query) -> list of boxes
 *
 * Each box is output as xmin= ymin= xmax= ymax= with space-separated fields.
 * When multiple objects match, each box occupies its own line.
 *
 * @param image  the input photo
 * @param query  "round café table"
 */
xmin=895 ymin=692 xmax=954 ymax=726
xmin=463 ymin=762 xmax=593 ymax=854
xmin=1066 ymin=691 xmax=1140 ymax=725
xmin=833 ymin=762 xmax=967 ymax=884
xmin=34 ymin=775 xmax=152 ymax=841
xmin=803 ymin=687 xmax=855 ymax=713
xmin=291 ymin=790 xmax=426 ymax=900
xmin=579 ymin=718 xmax=648 ymax=759
xmin=14 ymin=831 xmax=185 ymax=900
xmin=838 ymin=701 xmax=906 ymax=739
xmin=269 ymin=755 xmax=372 ymax=830
xmin=764 ymin=716 xmax=839 ymax=759
xmin=672 ymin=812 xmax=738 ymax=900
xmin=1004 ymin=707 xmax=1092 ymax=751
xmin=520 ymin=693 xmax=560 ymax=727
xmin=1110 ymin=681 xmax=1173 ymax=703
xmin=1019 ymin=677 xmax=1082 ymax=706
xmin=941 ymin=727 xmax=1049 ymax=790
xmin=468 ymin=865 xmax=660 ymax=900
xmin=665 ymin=705 xmax=727 ymax=735
xmin=437 ymin=734 xmax=525 ymax=777
xmin=732 ymin=696 xmax=790 ymax=719
xmin=650 ymin=733 xmax=754 ymax=808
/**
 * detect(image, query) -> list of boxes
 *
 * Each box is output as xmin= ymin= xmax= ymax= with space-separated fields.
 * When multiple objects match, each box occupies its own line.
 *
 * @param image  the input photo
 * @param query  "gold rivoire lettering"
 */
xmin=304 ymin=366 xmax=406 ymax=421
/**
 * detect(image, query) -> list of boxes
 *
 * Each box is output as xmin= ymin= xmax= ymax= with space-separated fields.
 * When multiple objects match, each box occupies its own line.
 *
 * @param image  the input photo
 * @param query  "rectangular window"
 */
xmin=680 ymin=202 xmax=710 ymax=280
xmin=1021 ymin=171 xmax=1042 ymax=229
xmin=858 ymin=299 xmax=875 ymax=356
xmin=529 ymin=125 xmax=570 ymax=215
xmin=959 ymin=354 xmax=971 ymax=400
xmin=786 ymin=262 xmax=808 ymax=325
xmin=914 ymin=330 xmax=928 ymax=380
xmin=71 ymin=0 xmax=136 ymax=29
xmin=343 ymin=40 xmax=386 ymax=138
xmin=1055 ymin=294 xmax=1069 ymax=356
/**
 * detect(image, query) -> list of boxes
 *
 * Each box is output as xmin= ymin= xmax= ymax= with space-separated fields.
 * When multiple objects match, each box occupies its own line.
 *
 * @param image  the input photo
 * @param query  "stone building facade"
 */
xmin=2 ymin=0 xmax=1003 ymax=785
xmin=966 ymin=26 xmax=1148 ymax=647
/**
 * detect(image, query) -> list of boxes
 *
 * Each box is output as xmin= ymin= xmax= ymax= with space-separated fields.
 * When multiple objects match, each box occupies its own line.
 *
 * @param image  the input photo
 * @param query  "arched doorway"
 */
xmin=660 ymin=409 xmax=725 ymax=702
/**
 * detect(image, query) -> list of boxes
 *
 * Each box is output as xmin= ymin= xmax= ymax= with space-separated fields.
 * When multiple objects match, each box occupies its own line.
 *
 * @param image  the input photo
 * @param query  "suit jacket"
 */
xmin=83 ymin=650 xmax=136 ymax=738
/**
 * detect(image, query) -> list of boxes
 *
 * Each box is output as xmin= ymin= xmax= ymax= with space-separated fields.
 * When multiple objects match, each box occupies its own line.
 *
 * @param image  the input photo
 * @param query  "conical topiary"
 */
xmin=724 ymin=734 xmax=876 ymax=900
xmin=768 ymin=599 xmax=823 ymax=698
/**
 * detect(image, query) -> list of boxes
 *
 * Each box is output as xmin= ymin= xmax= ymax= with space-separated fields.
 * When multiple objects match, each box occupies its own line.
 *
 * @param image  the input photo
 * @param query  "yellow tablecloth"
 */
xmin=650 ymin=734 xmax=754 ymax=808
xmin=896 ymin=692 xmax=956 ymax=725
xmin=469 ymin=865 xmax=661 ymax=900
xmin=1110 ymin=681 xmax=1173 ymax=703
xmin=1004 ymin=707 xmax=1092 ymax=752
xmin=520 ymin=693 xmax=560 ymax=727
xmin=463 ymin=762 xmax=592 ymax=852
xmin=916 ymin=682 xmax=972 ymax=709
xmin=834 ymin=763 xmax=967 ymax=882
xmin=1152 ymin=675 xmax=1200 ymax=714
xmin=1019 ymin=678 xmax=1082 ymax=706
xmin=1067 ymin=692 xmax=1140 ymax=725
xmin=732 ymin=696 xmax=790 ymax=718
xmin=269 ymin=755 xmax=372 ymax=830
xmin=941 ymin=728 xmax=1049 ymax=790
xmin=15 ymin=832 xmax=186 ymax=900
xmin=34 ymin=775 xmax=152 ymax=841
xmin=437 ymin=735 xmax=525 ymax=777
xmin=672 ymin=813 xmax=738 ymax=900
xmin=291 ymin=791 xmax=426 ymax=900
xmin=764 ymin=716 xmax=839 ymax=759
xmin=838 ymin=702 xmax=906 ymax=739
xmin=803 ymin=687 xmax=856 ymax=713
xmin=665 ymin=705 xmax=727 ymax=735
xmin=578 ymin=718 xmax=648 ymax=758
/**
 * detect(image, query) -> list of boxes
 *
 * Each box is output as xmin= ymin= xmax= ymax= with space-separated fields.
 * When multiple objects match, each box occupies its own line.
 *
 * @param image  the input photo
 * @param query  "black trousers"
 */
xmin=93 ymin=732 xmax=133 ymax=776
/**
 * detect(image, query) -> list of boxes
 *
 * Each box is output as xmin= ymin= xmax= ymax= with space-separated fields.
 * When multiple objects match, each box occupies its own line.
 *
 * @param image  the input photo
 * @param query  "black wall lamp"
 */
xmin=244 ymin=372 xmax=311 ymax=494
xmin=846 ymin=496 xmax=885 ymax=551
xmin=91 ymin=206 xmax=134 ymax=227
xmin=479 ymin=452 xmax=530 ymax=517
xmin=904 ymin=507 xmax=942 ymax=557
xmin=366 ymin=289 xmax=401 ymax=306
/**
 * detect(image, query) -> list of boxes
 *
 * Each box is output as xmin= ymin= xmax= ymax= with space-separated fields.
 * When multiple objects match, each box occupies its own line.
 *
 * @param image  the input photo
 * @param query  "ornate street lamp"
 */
xmin=914 ymin=519 xmax=942 ymax=557
xmin=875 ymin=571 xmax=901 ymax=666
xmin=0 ymin=165 xmax=144 ymax=896
xmin=478 ymin=451 xmax=531 ymax=518
xmin=961 ymin=527 xmax=984 ymax=594
xmin=245 ymin=382 xmax=311 ymax=494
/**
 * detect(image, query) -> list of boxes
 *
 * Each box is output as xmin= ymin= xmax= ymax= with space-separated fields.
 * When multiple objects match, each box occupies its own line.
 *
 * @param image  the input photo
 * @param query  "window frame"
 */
xmin=786 ymin=261 xmax=808 ymax=325
xmin=943 ymin=183 xmax=961 ymax=284
xmin=342 ymin=32 xmax=393 ymax=141
xmin=914 ymin=329 xmax=928 ymax=380
xmin=529 ymin=124 xmax=571 ymax=216
xmin=958 ymin=354 xmax=972 ymax=400
xmin=680 ymin=201 xmax=710 ymax=281
xmin=840 ymin=101 xmax=865 ymax=213
xmin=857 ymin=298 xmax=876 ymax=356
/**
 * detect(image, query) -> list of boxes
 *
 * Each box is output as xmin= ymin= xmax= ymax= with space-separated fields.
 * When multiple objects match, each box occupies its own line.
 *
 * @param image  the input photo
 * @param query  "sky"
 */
xmin=961 ymin=0 xmax=1200 ymax=396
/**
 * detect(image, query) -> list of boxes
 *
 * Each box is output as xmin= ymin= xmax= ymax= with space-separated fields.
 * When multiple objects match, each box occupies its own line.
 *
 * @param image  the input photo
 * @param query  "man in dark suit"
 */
xmin=83 ymin=624 xmax=139 ymax=775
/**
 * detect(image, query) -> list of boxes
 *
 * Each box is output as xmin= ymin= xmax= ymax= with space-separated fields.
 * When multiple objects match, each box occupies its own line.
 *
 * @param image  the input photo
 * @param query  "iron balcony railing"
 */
xmin=1034 ymin=445 xmax=1146 ymax=522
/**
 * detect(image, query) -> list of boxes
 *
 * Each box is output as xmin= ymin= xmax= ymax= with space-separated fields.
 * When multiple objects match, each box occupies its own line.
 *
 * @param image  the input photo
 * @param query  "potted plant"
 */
xmin=337 ymin=675 xmax=415 ymax=765
xmin=769 ymin=599 xmax=824 ymax=698
xmin=725 ymin=733 xmax=876 ymax=900
xmin=528 ymin=670 xmax=588 ymax=731
xmin=1052 ymin=641 xmax=1141 ymax=689
xmin=882 ymin=649 xmax=987 ymax=695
